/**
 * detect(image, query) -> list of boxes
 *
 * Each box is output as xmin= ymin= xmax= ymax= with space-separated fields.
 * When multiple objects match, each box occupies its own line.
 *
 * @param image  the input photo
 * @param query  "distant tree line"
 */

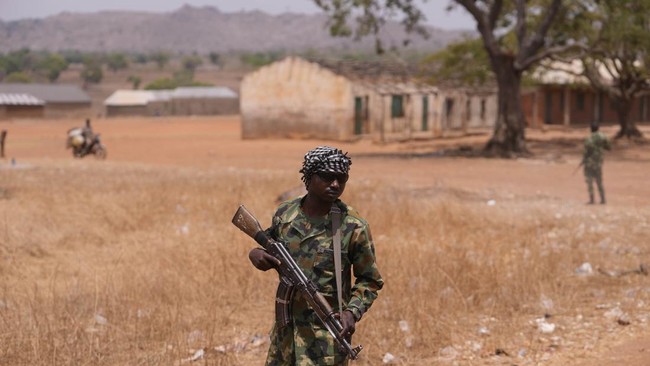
xmin=0 ymin=47 xmax=416 ymax=91
xmin=0 ymin=48 xmax=319 ymax=90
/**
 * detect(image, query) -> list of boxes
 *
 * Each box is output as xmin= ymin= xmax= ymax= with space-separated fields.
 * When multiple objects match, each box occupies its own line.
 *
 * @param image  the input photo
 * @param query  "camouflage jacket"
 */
xmin=265 ymin=196 xmax=383 ymax=365
xmin=583 ymin=131 xmax=611 ymax=171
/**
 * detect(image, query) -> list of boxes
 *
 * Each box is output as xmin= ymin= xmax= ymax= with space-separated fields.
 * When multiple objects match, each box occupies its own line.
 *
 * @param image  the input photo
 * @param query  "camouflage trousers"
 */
xmin=264 ymin=297 xmax=349 ymax=366
xmin=584 ymin=166 xmax=605 ymax=203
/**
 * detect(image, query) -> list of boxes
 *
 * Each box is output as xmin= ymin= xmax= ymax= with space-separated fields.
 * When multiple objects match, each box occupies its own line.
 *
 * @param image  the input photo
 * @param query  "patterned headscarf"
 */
xmin=299 ymin=146 xmax=352 ymax=187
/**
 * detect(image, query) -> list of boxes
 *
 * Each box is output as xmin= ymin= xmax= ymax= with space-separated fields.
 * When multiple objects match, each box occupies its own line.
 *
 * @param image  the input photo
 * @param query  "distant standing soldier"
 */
xmin=583 ymin=123 xmax=611 ymax=204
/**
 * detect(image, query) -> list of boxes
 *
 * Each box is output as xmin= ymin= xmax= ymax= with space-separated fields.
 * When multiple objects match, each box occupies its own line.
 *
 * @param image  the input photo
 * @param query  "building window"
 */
xmin=544 ymin=91 xmax=553 ymax=124
xmin=391 ymin=95 xmax=405 ymax=118
xmin=480 ymin=99 xmax=486 ymax=120
xmin=576 ymin=92 xmax=585 ymax=111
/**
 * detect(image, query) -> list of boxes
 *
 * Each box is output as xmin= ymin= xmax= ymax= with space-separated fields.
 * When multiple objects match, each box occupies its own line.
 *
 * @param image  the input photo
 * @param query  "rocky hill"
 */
xmin=0 ymin=5 xmax=471 ymax=54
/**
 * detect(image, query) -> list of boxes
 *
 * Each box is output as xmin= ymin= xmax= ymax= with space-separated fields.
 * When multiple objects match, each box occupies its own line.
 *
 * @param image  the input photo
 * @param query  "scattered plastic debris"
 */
xmin=575 ymin=262 xmax=594 ymax=276
xmin=398 ymin=320 xmax=409 ymax=332
xmin=177 ymin=223 xmax=190 ymax=235
xmin=382 ymin=352 xmax=396 ymax=364
xmin=535 ymin=318 xmax=556 ymax=333
xmin=94 ymin=314 xmax=108 ymax=325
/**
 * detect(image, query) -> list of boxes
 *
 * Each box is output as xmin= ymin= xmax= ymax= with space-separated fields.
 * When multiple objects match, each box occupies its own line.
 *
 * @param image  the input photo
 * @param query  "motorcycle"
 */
xmin=66 ymin=127 xmax=107 ymax=159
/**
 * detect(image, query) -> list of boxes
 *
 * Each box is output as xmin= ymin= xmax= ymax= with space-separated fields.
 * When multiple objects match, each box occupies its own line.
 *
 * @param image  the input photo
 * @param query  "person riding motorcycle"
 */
xmin=66 ymin=118 xmax=106 ymax=159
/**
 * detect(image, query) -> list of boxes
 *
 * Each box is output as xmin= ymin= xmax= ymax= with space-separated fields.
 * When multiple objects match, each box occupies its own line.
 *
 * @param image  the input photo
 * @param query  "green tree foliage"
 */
xmin=127 ymin=75 xmax=142 ymax=89
xmin=80 ymin=60 xmax=103 ymax=87
xmin=1 ymin=50 xmax=69 ymax=82
xmin=577 ymin=0 xmax=650 ymax=139
xmin=144 ymin=66 xmax=212 ymax=90
xmin=106 ymin=53 xmax=129 ymax=72
xmin=421 ymin=38 xmax=492 ymax=87
xmin=0 ymin=48 xmax=34 ymax=77
xmin=4 ymin=72 xmax=32 ymax=83
xmin=150 ymin=51 xmax=170 ymax=69
xmin=181 ymin=55 xmax=203 ymax=75
xmin=60 ymin=50 xmax=85 ymax=64
xmin=144 ymin=78 xmax=178 ymax=90
xmin=173 ymin=69 xmax=195 ymax=85
xmin=314 ymin=0 xmax=589 ymax=156
xmin=144 ymin=77 xmax=211 ymax=90
xmin=240 ymin=51 xmax=284 ymax=68
xmin=208 ymin=52 xmax=221 ymax=66
xmin=131 ymin=53 xmax=149 ymax=64
xmin=314 ymin=0 xmax=428 ymax=54
xmin=35 ymin=53 xmax=69 ymax=82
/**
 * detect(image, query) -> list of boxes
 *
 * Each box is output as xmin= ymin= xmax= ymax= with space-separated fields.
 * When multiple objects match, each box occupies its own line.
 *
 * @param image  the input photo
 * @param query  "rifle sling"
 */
xmin=330 ymin=205 xmax=344 ymax=315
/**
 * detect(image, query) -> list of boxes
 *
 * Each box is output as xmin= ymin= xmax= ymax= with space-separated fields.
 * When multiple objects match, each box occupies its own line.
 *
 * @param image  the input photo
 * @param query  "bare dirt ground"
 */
xmin=3 ymin=116 xmax=650 ymax=207
xmin=1 ymin=116 xmax=650 ymax=365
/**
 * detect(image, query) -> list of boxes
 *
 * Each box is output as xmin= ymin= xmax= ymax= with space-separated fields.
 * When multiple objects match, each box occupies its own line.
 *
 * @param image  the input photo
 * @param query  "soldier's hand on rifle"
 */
xmin=248 ymin=248 xmax=281 ymax=271
xmin=338 ymin=310 xmax=356 ymax=339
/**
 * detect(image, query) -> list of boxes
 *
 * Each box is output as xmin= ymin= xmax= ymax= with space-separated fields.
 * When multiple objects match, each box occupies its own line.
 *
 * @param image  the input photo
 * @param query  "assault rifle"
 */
xmin=572 ymin=159 xmax=584 ymax=176
xmin=231 ymin=205 xmax=363 ymax=360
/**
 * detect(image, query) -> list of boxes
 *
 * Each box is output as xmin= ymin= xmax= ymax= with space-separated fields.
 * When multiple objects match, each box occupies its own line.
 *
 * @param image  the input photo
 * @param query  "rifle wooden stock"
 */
xmin=232 ymin=205 xmax=363 ymax=360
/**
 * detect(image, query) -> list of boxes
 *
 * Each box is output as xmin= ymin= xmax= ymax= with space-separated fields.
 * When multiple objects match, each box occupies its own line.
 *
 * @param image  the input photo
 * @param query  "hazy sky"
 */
xmin=0 ymin=0 xmax=475 ymax=30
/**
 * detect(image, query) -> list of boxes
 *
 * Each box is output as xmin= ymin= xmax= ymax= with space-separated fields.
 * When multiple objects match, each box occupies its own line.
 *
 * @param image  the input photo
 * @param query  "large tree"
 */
xmin=314 ymin=0 xmax=586 ymax=156
xmin=577 ymin=0 xmax=650 ymax=139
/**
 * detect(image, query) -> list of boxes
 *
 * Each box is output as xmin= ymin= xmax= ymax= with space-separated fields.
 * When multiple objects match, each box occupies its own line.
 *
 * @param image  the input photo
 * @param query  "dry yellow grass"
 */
xmin=0 ymin=162 xmax=648 ymax=365
xmin=1 ymin=154 xmax=649 ymax=365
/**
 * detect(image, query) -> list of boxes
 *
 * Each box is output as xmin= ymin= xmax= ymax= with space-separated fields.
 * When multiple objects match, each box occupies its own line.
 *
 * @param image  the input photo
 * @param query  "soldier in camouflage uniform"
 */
xmin=248 ymin=146 xmax=384 ymax=366
xmin=583 ymin=124 xmax=611 ymax=204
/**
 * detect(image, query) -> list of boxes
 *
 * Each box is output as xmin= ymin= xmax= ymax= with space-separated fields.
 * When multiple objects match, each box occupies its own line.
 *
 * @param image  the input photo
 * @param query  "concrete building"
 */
xmin=522 ymin=60 xmax=649 ymax=127
xmin=0 ymin=93 xmax=45 ymax=119
xmin=0 ymin=83 xmax=91 ymax=118
xmin=104 ymin=87 xmax=238 ymax=117
xmin=240 ymin=56 xmax=497 ymax=142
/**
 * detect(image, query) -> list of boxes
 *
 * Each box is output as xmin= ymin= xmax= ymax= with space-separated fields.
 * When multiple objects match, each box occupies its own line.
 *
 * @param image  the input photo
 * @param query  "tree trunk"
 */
xmin=613 ymin=98 xmax=643 ymax=139
xmin=485 ymin=55 xmax=529 ymax=157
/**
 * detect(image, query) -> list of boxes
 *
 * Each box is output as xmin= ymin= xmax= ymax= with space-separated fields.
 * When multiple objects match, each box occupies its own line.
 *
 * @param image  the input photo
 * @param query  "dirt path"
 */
xmin=3 ymin=116 xmax=649 ymax=207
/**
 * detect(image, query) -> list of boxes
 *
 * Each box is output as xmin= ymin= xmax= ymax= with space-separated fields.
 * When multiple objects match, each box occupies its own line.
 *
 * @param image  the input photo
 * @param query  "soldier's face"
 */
xmin=307 ymin=171 xmax=348 ymax=203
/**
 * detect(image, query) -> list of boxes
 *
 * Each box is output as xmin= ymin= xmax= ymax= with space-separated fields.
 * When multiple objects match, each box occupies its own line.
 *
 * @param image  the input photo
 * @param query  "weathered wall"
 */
xmin=106 ymin=105 xmax=148 ymax=117
xmin=435 ymin=89 xmax=497 ymax=133
xmin=0 ymin=105 xmax=45 ymax=119
xmin=521 ymin=86 xmax=648 ymax=127
xmin=352 ymin=84 xmax=440 ymax=142
xmin=241 ymin=57 xmax=353 ymax=140
xmin=171 ymin=98 xmax=239 ymax=116
xmin=44 ymin=103 xmax=92 ymax=119
xmin=466 ymin=94 xmax=497 ymax=128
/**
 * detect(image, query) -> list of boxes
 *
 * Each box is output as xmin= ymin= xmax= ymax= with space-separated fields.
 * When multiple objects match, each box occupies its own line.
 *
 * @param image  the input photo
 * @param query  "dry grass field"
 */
xmin=1 ymin=116 xmax=650 ymax=366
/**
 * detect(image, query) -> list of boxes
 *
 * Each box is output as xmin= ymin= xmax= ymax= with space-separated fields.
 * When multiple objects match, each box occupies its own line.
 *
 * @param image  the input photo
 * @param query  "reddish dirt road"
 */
xmin=2 ymin=116 xmax=649 ymax=208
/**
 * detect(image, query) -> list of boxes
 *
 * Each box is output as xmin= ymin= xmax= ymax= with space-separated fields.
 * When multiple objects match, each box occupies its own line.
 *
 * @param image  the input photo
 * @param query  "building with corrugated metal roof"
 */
xmin=0 ymin=83 xmax=91 ymax=119
xmin=104 ymin=87 xmax=238 ymax=117
xmin=0 ymin=93 xmax=45 ymax=119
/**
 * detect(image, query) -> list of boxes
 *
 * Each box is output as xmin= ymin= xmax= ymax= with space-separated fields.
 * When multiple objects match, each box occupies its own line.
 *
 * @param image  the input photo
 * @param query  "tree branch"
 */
xmin=455 ymin=0 xmax=500 ymax=56
xmin=520 ymin=0 xmax=562 ymax=62
xmin=518 ymin=44 xmax=581 ymax=70
xmin=515 ymin=0 xmax=526 ymax=50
